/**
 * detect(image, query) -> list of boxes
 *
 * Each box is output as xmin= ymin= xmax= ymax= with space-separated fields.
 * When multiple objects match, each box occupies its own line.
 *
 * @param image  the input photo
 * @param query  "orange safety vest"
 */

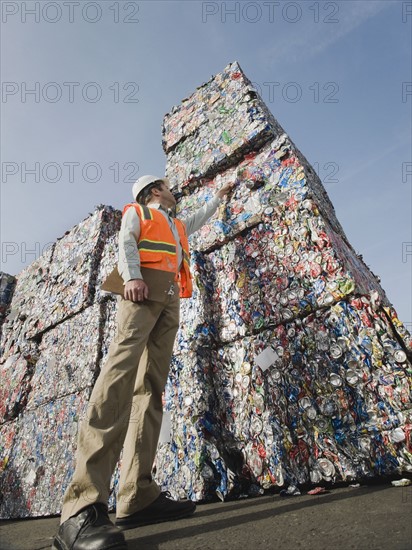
xmin=123 ymin=203 xmax=193 ymax=298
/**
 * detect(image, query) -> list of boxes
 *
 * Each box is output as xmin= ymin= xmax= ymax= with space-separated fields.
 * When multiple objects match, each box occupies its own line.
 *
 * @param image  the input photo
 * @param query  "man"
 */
xmin=53 ymin=175 xmax=233 ymax=550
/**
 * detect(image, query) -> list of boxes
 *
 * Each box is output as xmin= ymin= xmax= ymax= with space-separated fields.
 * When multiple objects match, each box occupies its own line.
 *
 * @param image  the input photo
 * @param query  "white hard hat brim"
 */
xmin=132 ymin=175 xmax=170 ymax=201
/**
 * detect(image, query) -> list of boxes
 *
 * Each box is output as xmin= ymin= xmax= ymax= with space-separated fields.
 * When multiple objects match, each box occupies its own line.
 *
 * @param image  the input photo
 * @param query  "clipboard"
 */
xmin=101 ymin=266 xmax=179 ymax=302
xmin=101 ymin=266 xmax=125 ymax=296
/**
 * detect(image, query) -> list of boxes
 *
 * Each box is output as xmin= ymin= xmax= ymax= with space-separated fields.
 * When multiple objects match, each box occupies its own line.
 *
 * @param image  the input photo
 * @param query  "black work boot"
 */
xmin=116 ymin=491 xmax=196 ymax=530
xmin=52 ymin=503 xmax=128 ymax=550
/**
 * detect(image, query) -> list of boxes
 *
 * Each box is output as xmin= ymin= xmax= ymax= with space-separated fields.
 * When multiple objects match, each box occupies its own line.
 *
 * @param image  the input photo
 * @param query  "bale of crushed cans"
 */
xmin=0 ymin=62 xmax=411 ymax=519
xmin=26 ymin=303 xmax=104 ymax=410
xmin=0 ymin=389 xmax=92 ymax=518
xmin=155 ymin=297 xmax=412 ymax=502
xmin=1 ymin=247 xmax=54 ymax=342
xmin=163 ymin=61 xmax=284 ymax=189
xmin=5 ymin=206 xmax=120 ymax=340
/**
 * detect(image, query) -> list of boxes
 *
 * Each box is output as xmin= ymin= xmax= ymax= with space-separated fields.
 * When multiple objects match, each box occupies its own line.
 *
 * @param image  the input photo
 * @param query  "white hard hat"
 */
xmin=132 ymin=175 xmax=170 ymax=201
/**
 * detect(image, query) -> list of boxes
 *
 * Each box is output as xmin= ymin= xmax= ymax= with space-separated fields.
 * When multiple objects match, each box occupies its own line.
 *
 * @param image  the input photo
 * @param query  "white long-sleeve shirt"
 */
xmin=118 ymin=195 xmax=222 ymax=283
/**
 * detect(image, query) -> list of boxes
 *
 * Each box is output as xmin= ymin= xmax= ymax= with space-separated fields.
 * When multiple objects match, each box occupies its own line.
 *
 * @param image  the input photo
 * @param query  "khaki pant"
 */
xmin=60 ymin=293 xmax=180 ymax=523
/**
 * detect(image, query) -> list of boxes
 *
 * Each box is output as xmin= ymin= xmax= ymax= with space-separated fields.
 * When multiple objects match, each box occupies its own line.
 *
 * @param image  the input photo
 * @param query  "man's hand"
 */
xmin=124 ymin=279 xmax=149 ymax=302
xmin=216 ymin=181 xmax=235 ymax=199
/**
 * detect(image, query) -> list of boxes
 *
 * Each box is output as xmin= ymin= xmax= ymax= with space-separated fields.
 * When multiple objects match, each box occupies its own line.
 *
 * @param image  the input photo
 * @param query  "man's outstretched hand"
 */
xmin=216 ymin=181 xmax=235 ymax=199
xmin=124 ymin=279 xmax=149 ymax=302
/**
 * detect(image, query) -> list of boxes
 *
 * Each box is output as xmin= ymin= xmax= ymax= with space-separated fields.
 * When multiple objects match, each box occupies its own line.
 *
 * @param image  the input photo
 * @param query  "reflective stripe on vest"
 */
xmin=122 ymin=203 xmax=193 ymax=298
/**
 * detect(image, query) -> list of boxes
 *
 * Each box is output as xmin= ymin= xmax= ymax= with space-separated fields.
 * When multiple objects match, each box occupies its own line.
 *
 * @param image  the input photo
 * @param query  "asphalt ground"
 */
xmin=0 ymin=483 xmax=411 ymax=550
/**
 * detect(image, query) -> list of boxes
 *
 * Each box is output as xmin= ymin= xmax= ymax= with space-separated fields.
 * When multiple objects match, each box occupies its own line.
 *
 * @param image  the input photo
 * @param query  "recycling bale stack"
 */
xmin=153 ymin=61 xmax=412 ymax=501
xmin=0 ymin=205 xmax=122 ymax=518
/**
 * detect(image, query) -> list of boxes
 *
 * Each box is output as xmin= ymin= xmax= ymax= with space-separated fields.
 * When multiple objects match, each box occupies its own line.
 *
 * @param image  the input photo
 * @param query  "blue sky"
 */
xmin=1 ymin=0 xmax=411 ymax=325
